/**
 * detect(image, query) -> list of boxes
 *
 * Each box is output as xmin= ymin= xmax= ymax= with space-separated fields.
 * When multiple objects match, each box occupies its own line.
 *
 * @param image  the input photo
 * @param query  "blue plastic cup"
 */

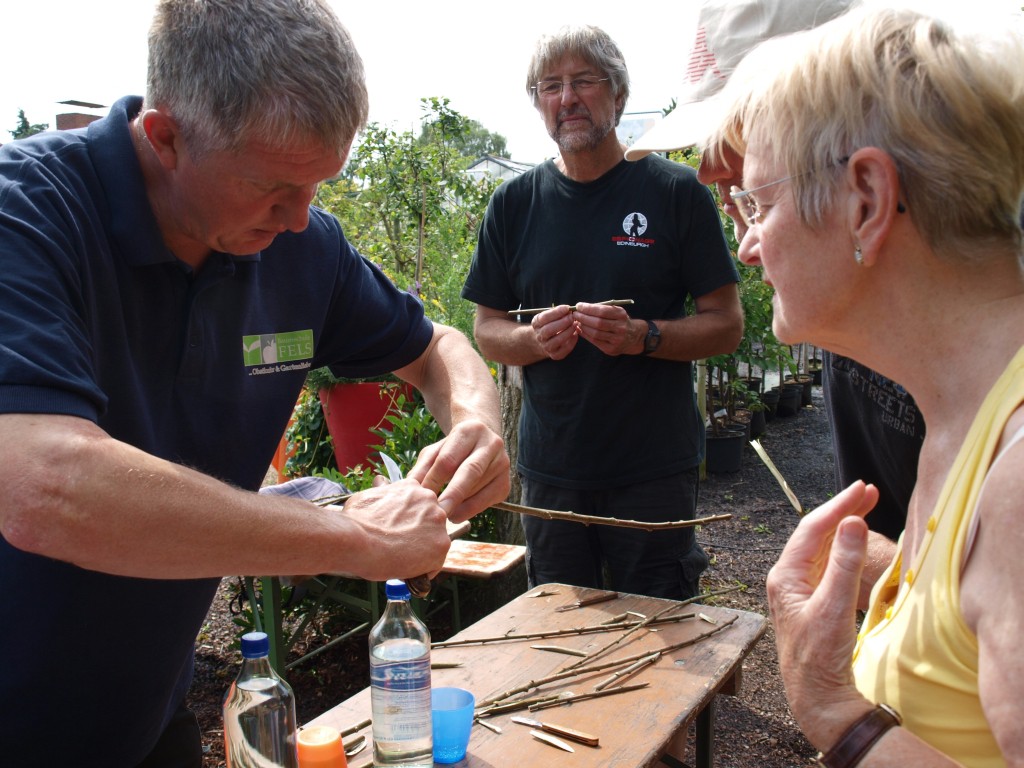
xmin=431 ymin=686 xmax=475 ymax=763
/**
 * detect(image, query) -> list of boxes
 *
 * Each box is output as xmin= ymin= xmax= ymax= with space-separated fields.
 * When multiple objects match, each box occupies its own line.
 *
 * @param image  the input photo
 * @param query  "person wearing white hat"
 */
xmin=719 ymin=6 xmax=1024 ymax=765
xmin=462 ymin=25 xmax=743 ymax=600
xmin=628 ymin=0 xmax=922 ymax=581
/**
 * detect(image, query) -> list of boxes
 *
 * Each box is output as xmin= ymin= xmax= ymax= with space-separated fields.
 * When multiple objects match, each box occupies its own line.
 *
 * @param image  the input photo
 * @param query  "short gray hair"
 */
xmin=526 ymin=25 xmax=630 ymax=124
xmin=145 ymin=0 xmax=369 ymax=156
xmin=718 ymin=6 xmax=1024 ymax=258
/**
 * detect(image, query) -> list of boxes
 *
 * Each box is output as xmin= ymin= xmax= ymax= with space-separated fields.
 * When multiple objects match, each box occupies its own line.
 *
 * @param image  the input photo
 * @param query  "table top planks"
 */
xmin=306 ymin=584 xmax=766 ymax=768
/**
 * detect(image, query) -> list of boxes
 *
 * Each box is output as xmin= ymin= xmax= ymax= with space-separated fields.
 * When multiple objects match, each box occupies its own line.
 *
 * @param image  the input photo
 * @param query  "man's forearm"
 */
xmin=396 ymin=324 xmax=503 ymax=434
xmin=0 ymin=413 xmax=451 ymax=581
xmin=474 ymin=314 xmax=548 ymax=368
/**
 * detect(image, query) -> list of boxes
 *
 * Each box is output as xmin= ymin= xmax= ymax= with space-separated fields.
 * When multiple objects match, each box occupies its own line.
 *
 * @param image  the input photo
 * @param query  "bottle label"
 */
xmin=370 ymin=658 xmax=431 ymax=691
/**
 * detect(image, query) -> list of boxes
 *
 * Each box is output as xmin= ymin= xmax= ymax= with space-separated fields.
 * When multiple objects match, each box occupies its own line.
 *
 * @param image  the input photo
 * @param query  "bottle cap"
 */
xmin=241 ymin=631 xmax=270 ymax=659
xmin=385 ymin=579 xmax=411 ymax=600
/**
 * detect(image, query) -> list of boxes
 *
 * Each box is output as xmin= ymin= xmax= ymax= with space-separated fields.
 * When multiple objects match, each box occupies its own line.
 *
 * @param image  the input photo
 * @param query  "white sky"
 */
xmin=4 ymin=0 xmax=1022 ymax=164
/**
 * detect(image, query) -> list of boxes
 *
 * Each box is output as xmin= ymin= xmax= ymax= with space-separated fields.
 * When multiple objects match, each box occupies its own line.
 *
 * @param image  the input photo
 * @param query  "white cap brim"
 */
xmin=624 ymin=96 xmax=726 ymax=161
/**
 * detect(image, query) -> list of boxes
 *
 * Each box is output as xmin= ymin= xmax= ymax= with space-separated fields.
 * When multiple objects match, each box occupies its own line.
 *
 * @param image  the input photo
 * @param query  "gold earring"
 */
xmin=854 ymin=246 xmax=864 ymax=266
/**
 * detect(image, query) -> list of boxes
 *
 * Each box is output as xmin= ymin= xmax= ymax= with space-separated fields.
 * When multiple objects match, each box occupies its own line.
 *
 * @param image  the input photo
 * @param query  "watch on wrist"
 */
xmin=815 ymin=704 xmax=902 ymax=768
xmin=642 ymin=319 xmax=661 ymax=355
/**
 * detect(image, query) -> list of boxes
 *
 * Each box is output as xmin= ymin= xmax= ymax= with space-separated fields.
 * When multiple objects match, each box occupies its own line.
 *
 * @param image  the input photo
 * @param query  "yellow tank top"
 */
xmin=852 ymin=346 xmax=1024 ymax=767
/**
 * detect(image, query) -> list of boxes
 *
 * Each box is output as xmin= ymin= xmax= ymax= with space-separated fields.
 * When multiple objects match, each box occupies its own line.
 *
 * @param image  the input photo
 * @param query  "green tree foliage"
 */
xmin=9 ymin=109 xmax=48 ymax=140
xmin=316 ymin=97 xmax=500 ymax=342
xmin=418 ymin=108 xmax=509 ymax=160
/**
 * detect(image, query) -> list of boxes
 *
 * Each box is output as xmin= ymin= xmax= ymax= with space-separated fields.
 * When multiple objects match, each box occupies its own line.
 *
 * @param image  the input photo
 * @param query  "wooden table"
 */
xmin=306 ymin=584 xmax=766 ymax=768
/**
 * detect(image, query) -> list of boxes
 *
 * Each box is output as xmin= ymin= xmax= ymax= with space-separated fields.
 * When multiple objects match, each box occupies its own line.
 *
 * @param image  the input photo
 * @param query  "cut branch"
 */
xmin=594 ymin=652 xmax=660 ymax=691
xmin=431 ymin=613 xmax=694 ymax=649
xmin=309 ymin=495 xmax=730 ymax=532
xmin=494 ymin=501 xmax=732 ymax=530
xmin=509 ymin=298 xmax=635 ymax=316
xmin=528 ymin=682 xmax=651 ymax=711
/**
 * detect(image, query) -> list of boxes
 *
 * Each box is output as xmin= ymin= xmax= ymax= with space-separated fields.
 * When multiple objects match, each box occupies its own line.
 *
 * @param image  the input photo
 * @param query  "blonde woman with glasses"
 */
xmin=715 ymin=6 xmax=1024 ymax=767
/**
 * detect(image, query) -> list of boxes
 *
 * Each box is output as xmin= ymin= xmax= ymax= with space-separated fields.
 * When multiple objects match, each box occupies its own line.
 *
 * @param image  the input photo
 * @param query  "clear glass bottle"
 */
xmin=223 ymin=631 xmax=299 ymax=767
xmin=369 ymin=579 xmax=432 ymax=767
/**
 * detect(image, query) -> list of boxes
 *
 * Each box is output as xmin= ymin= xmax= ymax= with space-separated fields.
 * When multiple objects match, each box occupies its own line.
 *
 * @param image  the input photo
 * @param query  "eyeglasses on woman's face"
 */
xmin=729 ymin=174 xmax=796 ymax=230
xmin=730 ymin=154 xmax=904 ymax=230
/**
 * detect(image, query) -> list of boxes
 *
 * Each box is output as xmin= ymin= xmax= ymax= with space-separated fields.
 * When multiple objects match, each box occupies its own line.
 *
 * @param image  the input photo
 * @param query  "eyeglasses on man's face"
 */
xmin=532 ymin=76 xmax=609 ymax=98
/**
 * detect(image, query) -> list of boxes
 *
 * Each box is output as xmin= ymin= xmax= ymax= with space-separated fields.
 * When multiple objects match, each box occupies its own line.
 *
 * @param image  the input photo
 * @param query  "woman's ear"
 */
xmin=844 ymin=147 xmax=902 ymax=267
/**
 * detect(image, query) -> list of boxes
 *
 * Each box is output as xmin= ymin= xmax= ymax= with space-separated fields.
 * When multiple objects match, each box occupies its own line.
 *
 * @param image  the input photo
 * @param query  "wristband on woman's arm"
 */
xmin=814 ymin=703 xmax=902 ymax=768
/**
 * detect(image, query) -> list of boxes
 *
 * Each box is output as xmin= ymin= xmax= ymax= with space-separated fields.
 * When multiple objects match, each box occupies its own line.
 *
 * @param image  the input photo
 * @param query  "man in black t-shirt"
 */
xmin=462 ymin=25 xmax=742 ymax=599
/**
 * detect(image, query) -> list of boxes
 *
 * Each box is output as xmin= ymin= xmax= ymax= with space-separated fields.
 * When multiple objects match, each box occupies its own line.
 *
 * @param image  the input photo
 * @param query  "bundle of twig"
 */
xmin=475 ymin=615 xmax=738 ymax=712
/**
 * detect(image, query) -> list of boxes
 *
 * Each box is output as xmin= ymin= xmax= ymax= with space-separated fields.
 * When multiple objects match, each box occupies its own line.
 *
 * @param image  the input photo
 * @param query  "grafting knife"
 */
xmin=529 ymin=730 xmax=575 ymax=753
xmin=554 ymin=591 xmax=618 ymax=612
xmin=511 ymin=716 xmax=599 ymax=746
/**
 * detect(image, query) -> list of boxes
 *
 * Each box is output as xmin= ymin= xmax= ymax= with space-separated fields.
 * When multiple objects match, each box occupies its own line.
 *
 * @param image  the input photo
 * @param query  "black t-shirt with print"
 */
xmin=463 ymin=155 xmax=738 ymax=489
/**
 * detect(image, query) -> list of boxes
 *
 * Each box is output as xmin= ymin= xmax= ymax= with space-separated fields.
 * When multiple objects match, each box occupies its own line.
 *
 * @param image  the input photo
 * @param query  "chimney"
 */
xmin=56 ymin=112 xmax=102 ymax=130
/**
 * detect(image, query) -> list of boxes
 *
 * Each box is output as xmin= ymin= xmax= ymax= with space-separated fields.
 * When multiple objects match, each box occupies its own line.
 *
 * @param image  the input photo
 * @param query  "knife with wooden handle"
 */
xmin=511 ymin=716 xmax=600 ymax=746
xmin=553 ymin=591 xmax=618 ymax=612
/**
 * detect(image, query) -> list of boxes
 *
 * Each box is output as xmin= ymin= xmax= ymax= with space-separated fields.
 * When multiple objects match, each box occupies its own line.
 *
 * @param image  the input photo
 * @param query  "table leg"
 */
xmin=695 ymin=695 xmax=716 ymax=768
xmin=658 ymin=694 xmax=717 ymax=768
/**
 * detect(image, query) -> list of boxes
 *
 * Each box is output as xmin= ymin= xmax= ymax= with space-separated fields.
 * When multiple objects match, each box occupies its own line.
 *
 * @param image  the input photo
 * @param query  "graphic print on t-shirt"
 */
xmin=242 ymin=329 xmax=315 ymax=370
xmin=614 ymin=212 xmax=654 ymax=249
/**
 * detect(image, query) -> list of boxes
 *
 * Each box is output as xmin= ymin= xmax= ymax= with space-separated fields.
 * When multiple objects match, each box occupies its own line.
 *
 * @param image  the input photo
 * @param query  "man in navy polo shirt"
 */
xmin=0 ymin=1 xmax=508 ymax=766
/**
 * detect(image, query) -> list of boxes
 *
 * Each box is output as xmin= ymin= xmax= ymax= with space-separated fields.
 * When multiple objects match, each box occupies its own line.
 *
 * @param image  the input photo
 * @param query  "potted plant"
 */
xmin=305 ymin=367 xmax=414 ymax=474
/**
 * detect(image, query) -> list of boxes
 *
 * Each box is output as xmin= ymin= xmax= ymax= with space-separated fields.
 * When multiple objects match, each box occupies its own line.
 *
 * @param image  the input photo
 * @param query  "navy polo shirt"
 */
xmin=0 ymin=97 xmax=433 ymax=765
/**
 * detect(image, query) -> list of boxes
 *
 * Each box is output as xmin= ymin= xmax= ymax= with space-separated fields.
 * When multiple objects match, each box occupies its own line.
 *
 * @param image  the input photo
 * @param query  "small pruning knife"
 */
xmin=554 ymin=591 xmax=618 ymax=612
xmin=379 ymin=452 xmax=433 ymax=599
xmin=380 ymin=452 xmax=404 ymax=485
xmin=511 ymin=716 xmax=599 ymax=746
xmin=529 ymin=729 xmax=575 ymax=753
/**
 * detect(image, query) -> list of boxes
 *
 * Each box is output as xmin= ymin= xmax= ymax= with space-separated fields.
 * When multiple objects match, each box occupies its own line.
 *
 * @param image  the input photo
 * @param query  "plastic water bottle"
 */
xmin=369 ymin=579 xmax=432 ymax=767
xmin=223 ymin=631 xmax=299 ymax=767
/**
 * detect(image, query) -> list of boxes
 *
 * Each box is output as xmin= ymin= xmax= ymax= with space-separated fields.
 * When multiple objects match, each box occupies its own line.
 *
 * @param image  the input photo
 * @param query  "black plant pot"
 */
xmin=750 ymin=408 xmax=767 ymax=438
xmin=775 ymin=384 xmax=802 ymax=417
xmin=736 ymin=376 xmax=763 ymax=395
xmin=808 ymin=359 xmax=823 ymax=386
xmin=706 ymin=427 xmax=745 ymax=473
xmin=761 ymin=389 xmax=780 ymax=421
xmin=784 ymin=375 xmax=813 ymax=407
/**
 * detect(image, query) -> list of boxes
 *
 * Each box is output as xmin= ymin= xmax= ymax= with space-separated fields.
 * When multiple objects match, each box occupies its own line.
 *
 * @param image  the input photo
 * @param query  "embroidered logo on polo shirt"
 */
xmin=242 ymin=329 xmax=314 ymax=374
xmin=613 ymin=212 xmax=655 ymax=249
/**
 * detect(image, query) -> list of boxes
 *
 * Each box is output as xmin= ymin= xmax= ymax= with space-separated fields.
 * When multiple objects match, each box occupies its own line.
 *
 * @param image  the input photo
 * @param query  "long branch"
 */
xmin=431 ymin=613 xmax=694 ymax=649
xmin=528 ymin=682 xmax=651 ymax=712
xmin=494 ymin=501 xmax=732 ymax=530
xmin=310 ymin=495 xmax=731 ymax=532
xmin=477 ymin=683 xmax=651 ymax=718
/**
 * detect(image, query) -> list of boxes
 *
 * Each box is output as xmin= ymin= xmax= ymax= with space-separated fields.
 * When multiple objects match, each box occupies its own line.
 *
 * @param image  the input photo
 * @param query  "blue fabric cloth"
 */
xmin=259 ymin=476 xmax=348 ymax=500
xmin=0 ymin=97 xmax=433 ymax=767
